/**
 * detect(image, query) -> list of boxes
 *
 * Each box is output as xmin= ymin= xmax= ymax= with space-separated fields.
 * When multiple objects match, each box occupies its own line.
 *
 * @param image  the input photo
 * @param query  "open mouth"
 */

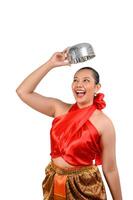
xmin=75 ymin=90 xmax=86 ymax=98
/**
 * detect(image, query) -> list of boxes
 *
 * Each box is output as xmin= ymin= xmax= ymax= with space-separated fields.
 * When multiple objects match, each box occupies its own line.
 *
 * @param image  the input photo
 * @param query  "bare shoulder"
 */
xmin=98 ymin=111 xmax=115 ymax=135
xmin=96 ymin=110 xmax=114 ymax=124
xmin=90 ymin=109 xmax=115 ymax=136
xmin=54 ymin=99 xmax=73 ymax=118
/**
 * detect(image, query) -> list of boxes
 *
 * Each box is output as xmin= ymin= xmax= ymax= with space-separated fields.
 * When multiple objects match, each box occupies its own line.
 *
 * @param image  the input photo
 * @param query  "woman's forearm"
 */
xmin=16 ymin=50 xmax=69 ymax=95
xmin=103 ymin=168 xmax=123 ymax=200
xmin=16 ymin=60 xmax=54 ymax=94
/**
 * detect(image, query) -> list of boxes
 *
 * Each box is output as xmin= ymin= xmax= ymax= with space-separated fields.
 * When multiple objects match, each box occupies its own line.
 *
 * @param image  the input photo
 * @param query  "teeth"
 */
xmin=76 ymin=91 xmax=85 ymax=94
xmin=76 ymin=90 xmax=85 ymax=92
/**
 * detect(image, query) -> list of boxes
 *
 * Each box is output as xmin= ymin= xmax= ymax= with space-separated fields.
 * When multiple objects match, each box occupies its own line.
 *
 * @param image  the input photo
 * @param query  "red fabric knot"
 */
xmin=93 ymin=93 xmax=106 ymax=110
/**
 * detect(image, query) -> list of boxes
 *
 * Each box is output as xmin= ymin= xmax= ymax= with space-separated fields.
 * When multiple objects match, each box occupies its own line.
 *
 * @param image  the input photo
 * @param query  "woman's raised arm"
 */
xmin=16 ymin=50 xmax=70 ymax=117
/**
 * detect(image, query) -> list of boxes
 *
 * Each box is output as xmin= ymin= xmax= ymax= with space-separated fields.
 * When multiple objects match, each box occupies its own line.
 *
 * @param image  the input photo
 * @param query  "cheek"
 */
xmin=71 ymin=83 xmax=75 ymax=90
xmin=85 ymin=84 xmax=95 ymax=92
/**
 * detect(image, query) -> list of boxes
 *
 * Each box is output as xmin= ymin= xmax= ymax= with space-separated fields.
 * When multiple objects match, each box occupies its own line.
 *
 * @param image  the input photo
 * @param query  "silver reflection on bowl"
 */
xmin=67 ymin=43 xmax=95 ymax=64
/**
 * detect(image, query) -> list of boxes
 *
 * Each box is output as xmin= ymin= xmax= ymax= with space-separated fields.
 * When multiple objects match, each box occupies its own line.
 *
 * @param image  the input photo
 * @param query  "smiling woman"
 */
xmin=16 ymin=49 xmax=122 ymax=200
xmin=71 ymin=67 xmax=101 ymax=108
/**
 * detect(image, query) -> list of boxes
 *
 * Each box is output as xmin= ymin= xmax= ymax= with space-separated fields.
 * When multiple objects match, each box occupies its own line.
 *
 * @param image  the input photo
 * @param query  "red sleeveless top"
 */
xmin=50 ymin=93 xmax=106 ymax=166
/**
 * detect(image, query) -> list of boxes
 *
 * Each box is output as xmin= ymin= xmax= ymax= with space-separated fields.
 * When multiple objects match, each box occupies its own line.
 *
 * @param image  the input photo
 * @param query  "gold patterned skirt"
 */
xmin=42 ymin=160 xmax=107 ymax=200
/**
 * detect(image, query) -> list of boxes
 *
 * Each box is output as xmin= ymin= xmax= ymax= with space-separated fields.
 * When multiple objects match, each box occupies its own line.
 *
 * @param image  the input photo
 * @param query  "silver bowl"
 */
xmin=67 ymin=43 xmax=95 ymax=64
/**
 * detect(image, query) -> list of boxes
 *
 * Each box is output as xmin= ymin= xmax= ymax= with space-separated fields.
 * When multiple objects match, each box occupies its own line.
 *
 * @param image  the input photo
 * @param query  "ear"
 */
xmin=95 ymin=83 xmax=101 ymax=93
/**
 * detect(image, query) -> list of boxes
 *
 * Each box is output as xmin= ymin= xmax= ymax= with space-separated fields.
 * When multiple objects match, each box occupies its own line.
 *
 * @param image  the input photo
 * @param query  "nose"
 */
xmin=76 ymin=81 xmax=83 ymax=87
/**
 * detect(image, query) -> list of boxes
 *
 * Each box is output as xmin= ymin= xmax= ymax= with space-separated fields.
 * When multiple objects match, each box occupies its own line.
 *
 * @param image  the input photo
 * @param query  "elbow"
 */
xmin=16 ymin=85 xmax=30 ymax=95
xmin=16 ymin=88 xmax=28 ymax=98
xmin=16 ymin=88 xmax=20 ymax=94
xmin=16 ymin=88 xmax=23 ymax=96
xmin=16 ymin=87 xmax=32 ymax=96
xmin=16 ymin=88 xmax=21 ymax=95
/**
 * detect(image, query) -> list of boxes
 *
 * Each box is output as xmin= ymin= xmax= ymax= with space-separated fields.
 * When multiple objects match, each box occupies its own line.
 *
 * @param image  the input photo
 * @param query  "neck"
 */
xmin=76 ymin=100 xmax=93 ymax=109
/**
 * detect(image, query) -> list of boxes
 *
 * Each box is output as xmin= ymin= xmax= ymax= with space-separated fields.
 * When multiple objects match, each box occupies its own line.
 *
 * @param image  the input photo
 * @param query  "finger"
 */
xmin=64 ymin=51 xmax=68 ymax=59
xmin=62 ymin=48 xmax=68 ymax=53
xmin=64 ymin=60 xmax=71 ymax=66
xmin=60 ymin=51 xmax=68 ymax=60
xmin=62 ymin=48 xmax=69 ymax=56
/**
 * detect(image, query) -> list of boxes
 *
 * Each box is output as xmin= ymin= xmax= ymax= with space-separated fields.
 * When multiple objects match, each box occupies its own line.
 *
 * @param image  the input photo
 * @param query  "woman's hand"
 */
xmin=47 ymin=48 xmax=70 ymax=68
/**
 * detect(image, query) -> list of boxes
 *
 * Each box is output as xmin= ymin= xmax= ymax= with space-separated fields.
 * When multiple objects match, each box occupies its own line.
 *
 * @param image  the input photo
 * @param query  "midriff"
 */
xmin=52 ymin=157 xmax=77 ymax=168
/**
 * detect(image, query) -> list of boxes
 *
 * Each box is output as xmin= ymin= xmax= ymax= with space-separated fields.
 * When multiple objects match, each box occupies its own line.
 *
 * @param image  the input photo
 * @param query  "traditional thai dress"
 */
xmin=42 ymin=93 xmax=107 ymax=200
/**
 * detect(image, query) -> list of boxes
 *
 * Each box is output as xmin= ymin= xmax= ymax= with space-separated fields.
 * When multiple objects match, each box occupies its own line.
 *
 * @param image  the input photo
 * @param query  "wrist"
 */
xmin=45 ymin=60 xmax=56 ymax=69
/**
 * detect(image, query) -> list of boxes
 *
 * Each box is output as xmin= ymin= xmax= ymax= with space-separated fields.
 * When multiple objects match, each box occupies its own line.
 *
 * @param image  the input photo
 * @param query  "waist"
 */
xmin=51 ymin=156 xmax=79 ymax=168
xmin=51 ymin=152 xmax=95 ymax=166
xmin=50 ymin=160 xmax=97 ymax=175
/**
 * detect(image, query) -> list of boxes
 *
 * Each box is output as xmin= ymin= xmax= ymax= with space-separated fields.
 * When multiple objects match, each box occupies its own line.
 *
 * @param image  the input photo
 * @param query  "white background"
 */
xmin=0 ymin=0 xmax=133 ymax=199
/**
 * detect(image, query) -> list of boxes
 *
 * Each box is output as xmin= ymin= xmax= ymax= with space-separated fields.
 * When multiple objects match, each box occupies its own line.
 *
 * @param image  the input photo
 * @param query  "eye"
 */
xmin=73 ymin=79 xmax=77 ymax=82
xmin=84 ymin=79 xmax=90 ymax=82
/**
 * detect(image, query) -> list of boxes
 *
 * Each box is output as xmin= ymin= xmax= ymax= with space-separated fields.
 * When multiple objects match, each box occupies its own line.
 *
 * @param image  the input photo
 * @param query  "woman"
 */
xmin=16 ymin=49 xmax=122 ymax=200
